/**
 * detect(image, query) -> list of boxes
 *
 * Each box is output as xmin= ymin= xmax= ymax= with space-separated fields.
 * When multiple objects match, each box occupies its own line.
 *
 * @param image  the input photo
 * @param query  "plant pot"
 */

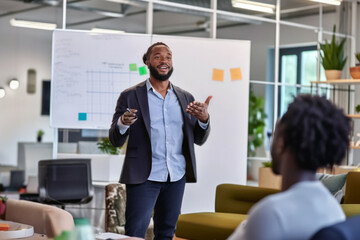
xmin=37 ymin=136 xmax=42 ymax=142
xmin=258 ymin=167 xmax=282 ymax=190
xmin=350 ymin=66 xmax=360 ymax=79
xmin=0 ymin=202 xmax=5 ymax=219
xmin=325 ymin=70 xmax=342 ymax=80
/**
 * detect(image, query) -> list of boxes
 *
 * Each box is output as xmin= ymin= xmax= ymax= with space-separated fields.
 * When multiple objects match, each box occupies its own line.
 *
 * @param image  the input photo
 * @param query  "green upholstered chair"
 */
xmin=175 ymin=184 xmax=279 ymax=240
xmin=175 ymin=180 xmax=360 ymax=240
xmin=343 ymin=172 xmax=360 ymax=204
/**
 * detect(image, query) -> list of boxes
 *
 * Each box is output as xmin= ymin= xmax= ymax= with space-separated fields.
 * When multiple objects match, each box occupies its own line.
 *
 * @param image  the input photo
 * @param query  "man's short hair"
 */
xmin=279 ymin=94 xmax=350 ymax=171
xmin=142 ymin=42 xmax=169 ymax=64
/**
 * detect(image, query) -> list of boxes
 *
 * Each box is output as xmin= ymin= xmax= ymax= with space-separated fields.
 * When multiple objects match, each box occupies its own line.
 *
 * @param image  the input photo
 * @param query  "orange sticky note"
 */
xmin=212 ymin=68 xmax=224 ymax=81
xmin=230 ymin=68 xmax=242 ymax=81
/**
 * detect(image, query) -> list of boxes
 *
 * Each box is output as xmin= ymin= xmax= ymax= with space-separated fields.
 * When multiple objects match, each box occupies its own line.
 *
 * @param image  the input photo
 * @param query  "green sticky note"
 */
xmin=129 ymin=63 xmax=137 ymax=71
xmin=138 ymin=66 xmax=147 ymax=76
xmin=78 ymin=113 xmax=87 ymax=121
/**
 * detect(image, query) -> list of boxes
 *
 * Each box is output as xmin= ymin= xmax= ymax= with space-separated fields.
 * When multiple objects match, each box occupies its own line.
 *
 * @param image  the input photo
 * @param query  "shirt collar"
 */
xmin=146 ymin=78 xmax=173 ymax=92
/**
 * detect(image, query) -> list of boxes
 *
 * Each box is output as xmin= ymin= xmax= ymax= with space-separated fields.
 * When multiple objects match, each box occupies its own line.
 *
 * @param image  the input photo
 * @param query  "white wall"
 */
xmin=0 ymin=15 xmax=55 ymax=166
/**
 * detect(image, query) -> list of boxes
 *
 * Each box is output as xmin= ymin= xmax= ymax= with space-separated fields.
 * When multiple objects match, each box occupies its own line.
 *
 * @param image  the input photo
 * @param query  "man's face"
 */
xmin=147 ymin=45 xmax=173 ymax=81
xmin=270 ymin=122 xmax=284 ymax=175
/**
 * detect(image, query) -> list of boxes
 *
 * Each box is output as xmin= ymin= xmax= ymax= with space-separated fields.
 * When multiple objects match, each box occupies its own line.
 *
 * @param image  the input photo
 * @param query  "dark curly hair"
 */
xmin=142 ymin=42 xmax=169 ymax=64
xmin=279 ymin=94 xmax=350 ymax=171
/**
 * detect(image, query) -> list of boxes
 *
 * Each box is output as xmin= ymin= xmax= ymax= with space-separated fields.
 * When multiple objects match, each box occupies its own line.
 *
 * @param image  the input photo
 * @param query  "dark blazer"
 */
xmin=109 ymin=80 xmax=210 ymax=184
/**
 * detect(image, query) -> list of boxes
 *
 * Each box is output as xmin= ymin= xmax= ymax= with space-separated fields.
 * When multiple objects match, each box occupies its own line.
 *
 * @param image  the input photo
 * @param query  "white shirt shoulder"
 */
xmin=227 ymin=181 xmax=345 ymax=240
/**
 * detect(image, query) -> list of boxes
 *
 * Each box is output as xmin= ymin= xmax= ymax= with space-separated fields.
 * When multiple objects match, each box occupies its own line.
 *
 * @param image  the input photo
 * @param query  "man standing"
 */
xmin=109 ymin=42 xmax=211 ymax=240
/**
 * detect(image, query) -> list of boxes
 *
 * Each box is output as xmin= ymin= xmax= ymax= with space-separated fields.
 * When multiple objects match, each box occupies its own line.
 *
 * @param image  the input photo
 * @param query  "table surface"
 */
xmin=16 ymin=233 xmax=49 ymax=240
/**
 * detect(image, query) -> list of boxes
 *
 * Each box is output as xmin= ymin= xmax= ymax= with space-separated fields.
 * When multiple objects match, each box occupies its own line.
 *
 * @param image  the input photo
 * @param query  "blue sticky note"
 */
xmin=78 ymin=113 xmax=87 ymax=121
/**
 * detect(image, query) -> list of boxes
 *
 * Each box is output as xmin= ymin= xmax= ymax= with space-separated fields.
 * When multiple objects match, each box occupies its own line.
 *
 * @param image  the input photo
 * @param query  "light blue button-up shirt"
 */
xmin=146 ymin=80 xmax=185 ymax=182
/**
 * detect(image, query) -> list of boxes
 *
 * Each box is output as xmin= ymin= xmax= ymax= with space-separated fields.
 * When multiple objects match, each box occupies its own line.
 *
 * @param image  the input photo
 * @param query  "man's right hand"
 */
xmin=121 ymin=109 xmax=138 ymax=126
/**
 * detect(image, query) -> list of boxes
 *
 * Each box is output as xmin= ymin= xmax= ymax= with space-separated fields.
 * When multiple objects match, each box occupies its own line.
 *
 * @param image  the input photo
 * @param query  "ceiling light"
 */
xmin=91 ymin=28 xmax=125 ymax=34
xmin=231 ymin=0 xmax=275 ymax=14
xmin=10 ymin=18 xmax=57 ymax=30
xmin=309 ymin=0 xmax=342 ymax=6
xmin=9 ymin=79 xmax=19 ymax=90
xmin=0 ymin=88 xmax=5 ymax=98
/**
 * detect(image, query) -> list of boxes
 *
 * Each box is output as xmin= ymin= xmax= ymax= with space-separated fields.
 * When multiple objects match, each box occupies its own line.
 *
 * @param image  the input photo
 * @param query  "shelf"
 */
xmin=311 ymin=79 xmax=360 ymax=84
xmin=347 ymin=114 xmax=360 ymax=118
xmin=349 ymin=145 xmax=360 ymax=149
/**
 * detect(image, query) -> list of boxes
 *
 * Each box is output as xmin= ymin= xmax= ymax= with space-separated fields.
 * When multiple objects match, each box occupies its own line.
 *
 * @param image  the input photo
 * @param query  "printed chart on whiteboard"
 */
xmin=51 ymin=30 xmax=151 ymax=129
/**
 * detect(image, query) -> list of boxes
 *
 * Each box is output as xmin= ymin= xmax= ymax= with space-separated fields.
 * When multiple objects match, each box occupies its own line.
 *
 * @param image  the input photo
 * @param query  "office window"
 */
xmin=278 ymin=46 xmax=326 ymax=116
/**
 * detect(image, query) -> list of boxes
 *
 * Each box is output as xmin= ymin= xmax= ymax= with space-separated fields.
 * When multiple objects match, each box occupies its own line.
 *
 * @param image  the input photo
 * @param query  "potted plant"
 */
xmin=350 ymin=53 xmax=360 ymax=79
xmin=37 ymin=130 xmax=44 ymax=142
xmin=0 ymin=196 xmax=7 ymax=219
xmin=248 ymin=88 xmax=267 ymax=156
xmin=258 ymin=161 xmax=282 ymax=189
xmin=320 ymin=25 xmax=347 ymax=80
xmin=97 ymin=137 xmax=122 ymax=155
xmin=356 ymin=104 xmax=360 ymax=114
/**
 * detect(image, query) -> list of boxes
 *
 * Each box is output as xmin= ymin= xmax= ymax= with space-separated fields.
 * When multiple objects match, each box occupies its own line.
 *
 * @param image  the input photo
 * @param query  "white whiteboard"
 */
xmin=51 ymin=30 xmax=151 ymax=129
xmin=51 ymin=30 xmax=251 ymax=213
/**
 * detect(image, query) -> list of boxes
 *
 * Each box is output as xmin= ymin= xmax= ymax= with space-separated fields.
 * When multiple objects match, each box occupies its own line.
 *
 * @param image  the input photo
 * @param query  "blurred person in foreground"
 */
xmin=228 ymin=94 xmax=350 ymax=240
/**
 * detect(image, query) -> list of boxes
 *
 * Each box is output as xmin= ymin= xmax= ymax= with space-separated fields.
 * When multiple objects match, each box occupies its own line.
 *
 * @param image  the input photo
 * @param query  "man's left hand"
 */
xmin=186 ymin=96 xmax=212 ymax=123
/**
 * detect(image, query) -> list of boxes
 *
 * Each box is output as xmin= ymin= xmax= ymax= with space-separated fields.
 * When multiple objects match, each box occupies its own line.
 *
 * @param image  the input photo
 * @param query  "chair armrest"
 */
xmin=343 ymin=172 xmax=360 ymax=204
xmin=215 ymin=184 xmax=280 ymax=214
xmin=341 ymin=204 xmax=360 ymax=218
xmin=5 ymin=199 xmax=74 ymax=238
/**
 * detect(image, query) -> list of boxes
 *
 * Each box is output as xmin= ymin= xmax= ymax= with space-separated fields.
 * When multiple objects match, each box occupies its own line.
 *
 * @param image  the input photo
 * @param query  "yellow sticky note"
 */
xmin=212 ymin=69 xmax=224 ymax=81
xmin=230 ymin=68 xmax=242 ymax=81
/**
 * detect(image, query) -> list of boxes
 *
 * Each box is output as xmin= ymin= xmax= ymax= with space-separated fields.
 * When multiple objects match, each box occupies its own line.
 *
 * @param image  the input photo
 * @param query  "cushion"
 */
xmin=176 ymin=212 xmax=247 ymax=240
xmin=341 ymin=204 xmax=360 ymax=218
xmin=316 ymin=173 xmax=347 ymax=195
xmin=334 ymin=183 xmax=346 ymax=203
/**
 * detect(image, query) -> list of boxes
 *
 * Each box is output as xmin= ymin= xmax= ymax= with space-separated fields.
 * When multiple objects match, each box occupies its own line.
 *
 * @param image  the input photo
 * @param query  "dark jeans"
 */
xmin=125 ymin=175 xmax=186 ymax=240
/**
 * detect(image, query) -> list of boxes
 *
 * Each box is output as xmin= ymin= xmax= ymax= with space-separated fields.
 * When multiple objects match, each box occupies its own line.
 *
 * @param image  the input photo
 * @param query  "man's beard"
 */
xmin=148 ymin=64 xmax=174 ymax=81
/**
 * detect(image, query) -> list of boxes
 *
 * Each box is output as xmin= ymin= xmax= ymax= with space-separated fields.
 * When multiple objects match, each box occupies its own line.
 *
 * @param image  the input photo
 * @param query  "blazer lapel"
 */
xmin=136 ymin=82 xmax=151 ymax=138
xmin=173 ymin=85 xmax=190 ymax=122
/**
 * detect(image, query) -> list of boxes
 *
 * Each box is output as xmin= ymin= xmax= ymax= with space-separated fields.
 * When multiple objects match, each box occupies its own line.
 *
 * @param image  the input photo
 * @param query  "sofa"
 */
xmin=175 ymin=172 xmax=360 ymax=240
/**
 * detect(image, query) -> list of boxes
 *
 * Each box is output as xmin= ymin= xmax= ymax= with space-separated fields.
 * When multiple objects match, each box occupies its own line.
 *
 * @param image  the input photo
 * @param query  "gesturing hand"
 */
xmin=186 ymin=96 xmax=212 ymax=123
xmin=121 ymin=109 xmax=138 ymax=126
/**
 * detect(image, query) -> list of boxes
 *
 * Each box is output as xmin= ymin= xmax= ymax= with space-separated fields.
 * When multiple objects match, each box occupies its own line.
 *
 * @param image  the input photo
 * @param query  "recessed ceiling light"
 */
xmin=91 ymin=28 xmax=125 ymax=34
xmin=309 ymin=0 xmax=342 ymax=6
xmin=9 ymin=79 xmax=19 ymax=90
xmin=0 ymin=88 xmax=6 ymax=98
xmin=10 ymin=18 xmax=57 ymax=30
xmin=232 ymin=0 xmax=275 ymax=14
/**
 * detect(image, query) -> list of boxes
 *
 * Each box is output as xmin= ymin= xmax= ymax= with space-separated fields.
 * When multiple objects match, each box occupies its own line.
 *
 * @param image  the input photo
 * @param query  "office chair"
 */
xmin=310 ymin=215 xmax=360 ymax=240
xmin=5 ymin=170 xmax=25 ymax=191
xmin=38 ymin=159 xmax=94 ymax=208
